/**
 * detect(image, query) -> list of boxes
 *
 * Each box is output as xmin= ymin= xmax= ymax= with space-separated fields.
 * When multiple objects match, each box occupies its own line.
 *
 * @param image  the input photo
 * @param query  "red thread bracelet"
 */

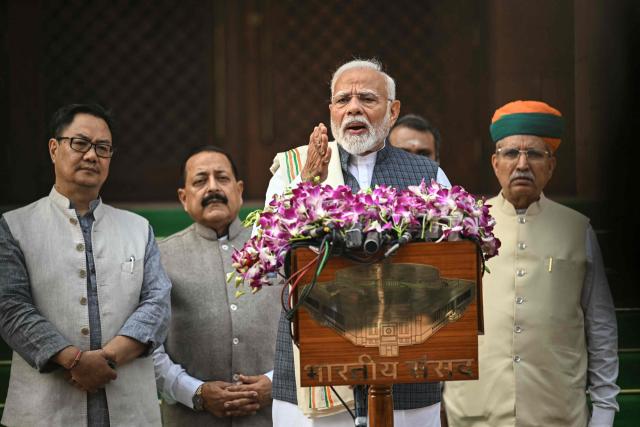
xmin=68 ymin=349 xmax=83 ymax=370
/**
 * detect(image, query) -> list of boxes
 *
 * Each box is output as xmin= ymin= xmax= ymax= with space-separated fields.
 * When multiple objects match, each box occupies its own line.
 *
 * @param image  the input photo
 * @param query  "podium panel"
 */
xmin=291 ymin=240 xmax=483 ymax=387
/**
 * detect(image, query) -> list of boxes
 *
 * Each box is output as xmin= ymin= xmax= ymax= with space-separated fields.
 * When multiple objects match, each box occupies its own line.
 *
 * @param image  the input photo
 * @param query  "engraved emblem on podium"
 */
xmin=302 ymin=262 xmax=475 ymax=357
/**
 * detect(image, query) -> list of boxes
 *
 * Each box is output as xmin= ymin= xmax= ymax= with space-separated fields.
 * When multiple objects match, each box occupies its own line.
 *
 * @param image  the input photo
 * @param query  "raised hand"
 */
xmin=301 ymin=123 xmax=331 ymax=183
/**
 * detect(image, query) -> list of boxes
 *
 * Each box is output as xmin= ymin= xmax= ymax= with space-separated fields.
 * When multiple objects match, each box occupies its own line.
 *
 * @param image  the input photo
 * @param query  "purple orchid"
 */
xmin=231 ymin=179 xmax=501 ymax=292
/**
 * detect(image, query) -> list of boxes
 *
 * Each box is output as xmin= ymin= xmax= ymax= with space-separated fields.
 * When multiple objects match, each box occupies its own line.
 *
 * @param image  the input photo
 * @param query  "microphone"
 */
xmin=363 ymin=231 xmax=381 ymax=254
xmin=384 ymin=231 xmax=413 ymax=258
xmin=398 ymin=231 xmax=412 ymax=245
xmin=344 ymin=224 xmax=363 ymax=249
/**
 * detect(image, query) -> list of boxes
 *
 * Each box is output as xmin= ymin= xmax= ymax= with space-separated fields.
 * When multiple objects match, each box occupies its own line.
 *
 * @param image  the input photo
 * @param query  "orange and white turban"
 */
xmin=490 ymin=100 xmax=564 ymax=153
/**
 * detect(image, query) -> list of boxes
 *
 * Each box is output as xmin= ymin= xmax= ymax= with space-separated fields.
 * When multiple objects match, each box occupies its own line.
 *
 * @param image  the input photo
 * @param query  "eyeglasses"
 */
xmin=331 ymin=92 xmax=392 ymax=109
xmin=57 ymin=137 xmax=115 ymax=158
xmin=496 ymin=148 xmax=550 ymax=163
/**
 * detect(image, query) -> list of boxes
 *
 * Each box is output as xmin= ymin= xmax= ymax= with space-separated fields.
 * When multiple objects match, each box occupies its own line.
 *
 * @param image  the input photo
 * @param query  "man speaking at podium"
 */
xmin=264 ymin=59 xmax=451 ymax=427
xmin=443 ymin=100 xmax=619 ymax=427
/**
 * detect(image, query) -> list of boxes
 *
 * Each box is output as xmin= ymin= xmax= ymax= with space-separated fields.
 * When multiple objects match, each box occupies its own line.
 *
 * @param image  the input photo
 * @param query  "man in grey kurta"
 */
xmin=0 ymin=103 xmax=171 ymax=427
xmin=153 ymin=146 xmax=281 ymax=427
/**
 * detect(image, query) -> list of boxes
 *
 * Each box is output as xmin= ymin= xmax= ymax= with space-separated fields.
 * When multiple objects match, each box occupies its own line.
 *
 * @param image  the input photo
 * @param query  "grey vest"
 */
xmin=272 ymin=143 xmax=443 ymax=410
xmin=158 ymin=219 xmax=282 ymax=427
xmin=2 ymin=187 xmax=160 ymax=427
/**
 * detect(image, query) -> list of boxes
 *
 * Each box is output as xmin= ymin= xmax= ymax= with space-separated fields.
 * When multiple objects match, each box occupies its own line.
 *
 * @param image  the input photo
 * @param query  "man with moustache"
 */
xmin=443 ymin=100 xmax=619 ymax=426
xmin=389 ymin=113 xmax=442 ymax=162
xmin=153 ymin=146 xmax=282 ymax=426
xmin=264 ymin=59 xmax=451 ymax=427
xmin=0 ymin=103 xmax=171 ymax=426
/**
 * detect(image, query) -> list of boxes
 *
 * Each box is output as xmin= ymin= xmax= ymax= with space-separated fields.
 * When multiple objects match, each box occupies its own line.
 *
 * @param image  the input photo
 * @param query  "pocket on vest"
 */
xmin=117 ymin=259 xmax=144 ymax=308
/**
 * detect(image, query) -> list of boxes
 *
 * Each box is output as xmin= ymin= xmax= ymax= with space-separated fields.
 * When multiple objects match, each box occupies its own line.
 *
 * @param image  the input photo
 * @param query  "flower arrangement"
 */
xmin=230 ymin=180 xmax=500 ymax=295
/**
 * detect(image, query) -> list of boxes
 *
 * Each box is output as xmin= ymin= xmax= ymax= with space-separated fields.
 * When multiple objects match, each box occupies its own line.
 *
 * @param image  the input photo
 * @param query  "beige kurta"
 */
xmin=270 ymin=141 xmax=344 ymax=188
xmin=444 ymin=193 xmax=590 ymax=427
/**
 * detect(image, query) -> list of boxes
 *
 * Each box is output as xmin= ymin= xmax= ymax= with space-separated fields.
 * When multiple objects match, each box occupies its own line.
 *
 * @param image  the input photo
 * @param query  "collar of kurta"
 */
xmin=194 ymin=216 xmax=243 ymax=241
xmin=495 ymin=191 xmax=547 ymax=217
xmin=49 ymin=186 xmax=104 ymax=220
xmin=337 ymin=138 xmax=390 ymax=172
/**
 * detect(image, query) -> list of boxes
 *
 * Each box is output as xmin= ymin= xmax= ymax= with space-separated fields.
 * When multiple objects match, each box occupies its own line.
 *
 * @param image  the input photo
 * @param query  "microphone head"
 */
xmin=345 ymin=227 xmax=363 ymax=248
xmin=399 ymin=231 xmax=413 ymax=245
xmin=363 ymin=231 xmax=381 ymax=254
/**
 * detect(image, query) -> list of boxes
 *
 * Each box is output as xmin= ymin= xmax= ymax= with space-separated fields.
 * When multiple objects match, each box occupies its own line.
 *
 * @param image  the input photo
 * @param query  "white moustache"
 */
xmin=510 ymin=171 xmax=535 ymax=182
xmin=341 ymin=115 xmax=372 ymax=133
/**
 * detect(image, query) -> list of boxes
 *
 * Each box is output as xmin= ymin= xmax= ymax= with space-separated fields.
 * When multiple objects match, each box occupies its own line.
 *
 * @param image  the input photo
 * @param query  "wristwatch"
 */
xmin=192 ymin=384 xmax=204 ymax=411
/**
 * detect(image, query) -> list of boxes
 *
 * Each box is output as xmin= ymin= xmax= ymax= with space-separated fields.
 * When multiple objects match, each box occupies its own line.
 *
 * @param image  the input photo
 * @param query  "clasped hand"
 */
xmin=203 ymin=374 xmax=272 ymax=417
xmin=64 ymin=349 xmax=117 ymax=393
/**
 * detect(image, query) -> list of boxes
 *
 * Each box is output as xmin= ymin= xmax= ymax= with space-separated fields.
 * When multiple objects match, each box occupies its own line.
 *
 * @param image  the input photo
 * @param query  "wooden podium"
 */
xmin=289 ymin=240 xmax=483 ymax=426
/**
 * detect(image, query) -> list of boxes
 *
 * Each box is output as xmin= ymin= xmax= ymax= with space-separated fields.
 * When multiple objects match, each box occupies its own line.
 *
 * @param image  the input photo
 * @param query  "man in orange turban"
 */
xmin=444 ymin=100 xmax=620 ymax=426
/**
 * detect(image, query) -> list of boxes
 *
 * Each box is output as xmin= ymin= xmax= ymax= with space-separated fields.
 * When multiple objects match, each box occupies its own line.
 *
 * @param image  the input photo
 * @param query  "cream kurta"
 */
xmin=444 ymin=193 xmax=590 ymax=427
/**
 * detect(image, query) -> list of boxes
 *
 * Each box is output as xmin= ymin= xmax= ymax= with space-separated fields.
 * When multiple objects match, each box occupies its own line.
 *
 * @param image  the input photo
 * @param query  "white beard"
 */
xmin=331 ymin=107 xmax=392 ymax=155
